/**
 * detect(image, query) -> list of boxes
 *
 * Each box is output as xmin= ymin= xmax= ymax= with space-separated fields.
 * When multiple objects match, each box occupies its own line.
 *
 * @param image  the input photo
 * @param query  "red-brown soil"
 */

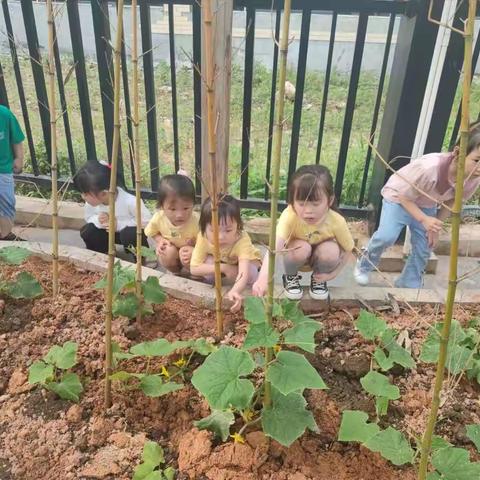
xmin=1 ymin=256 xmax=480 ymax=479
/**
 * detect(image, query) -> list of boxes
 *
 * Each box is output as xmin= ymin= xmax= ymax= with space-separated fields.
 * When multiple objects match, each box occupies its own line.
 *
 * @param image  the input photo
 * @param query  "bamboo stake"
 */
xmin=104 ymin=0 xmax=124 ymax=409
xmin=131 ymin=0 xmax=143 ymax=322
xmin=418 ymin=2 xmax=475 ymax=477
xmin=202 ymin=0 xmax=224 ymax=337
xmin=46 ymin=0 xmax=59 ymax=296
xmin=264 ymin=0 xmax=292 ymax=408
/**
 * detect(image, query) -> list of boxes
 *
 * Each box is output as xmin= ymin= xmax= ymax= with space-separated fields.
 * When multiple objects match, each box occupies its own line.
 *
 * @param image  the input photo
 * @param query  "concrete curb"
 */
xmin=3 ymin=241 xmax=479 ymax=307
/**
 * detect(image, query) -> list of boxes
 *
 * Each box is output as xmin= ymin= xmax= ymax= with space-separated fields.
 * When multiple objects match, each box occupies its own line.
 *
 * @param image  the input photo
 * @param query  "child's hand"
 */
xmin=252 ymin=277 xmax=267 ymax=297
xmin=427 ymin=230 xmax=440 ymax=249
xmin=226 ymin=289 xmax=243 ymax=313
xmin=179 ymin=245 xmax=193 ymax=266
xmin=13 ymin=158 xmax=23 ymax=174
xmin=155 ymin=237 xmax=171 ymax=255
xmin=421 ymin=215 xmax=443 ymax=233
xmin=98 ymin=212 xmax=109 ymax=226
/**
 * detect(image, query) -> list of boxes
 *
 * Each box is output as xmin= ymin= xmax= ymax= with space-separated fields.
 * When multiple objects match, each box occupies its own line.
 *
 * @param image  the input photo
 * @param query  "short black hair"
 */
xmin=157 ymin=174 xmax=196 ymax=208
xmin=75 ymin=160 xmax=110 ymax=194
xmin=199 ymin=194 xmax=243 ymax=234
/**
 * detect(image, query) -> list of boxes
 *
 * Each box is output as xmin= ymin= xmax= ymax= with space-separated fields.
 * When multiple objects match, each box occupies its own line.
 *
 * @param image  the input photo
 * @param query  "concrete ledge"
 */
xmin=3 ymin=240 xmax=478 ymax=307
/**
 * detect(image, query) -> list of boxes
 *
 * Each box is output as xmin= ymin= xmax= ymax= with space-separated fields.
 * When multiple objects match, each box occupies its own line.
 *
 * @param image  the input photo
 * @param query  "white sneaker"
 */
xmin=353 ymin=262 xmax=369 ymax=286
xmin=282 ymin=274 xmax=303 ymax=300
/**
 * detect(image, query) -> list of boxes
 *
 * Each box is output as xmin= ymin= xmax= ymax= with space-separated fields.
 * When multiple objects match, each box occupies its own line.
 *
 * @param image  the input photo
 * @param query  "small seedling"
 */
xmin=28 ymin=341 xmax=83 ymax=402
xmin=360 ymin=370 xmax=400 ymax=417
xmin=192 ymin=297 xmax=326 ymax=447
xmin=132 ymin=440 xmax=175 ymax=480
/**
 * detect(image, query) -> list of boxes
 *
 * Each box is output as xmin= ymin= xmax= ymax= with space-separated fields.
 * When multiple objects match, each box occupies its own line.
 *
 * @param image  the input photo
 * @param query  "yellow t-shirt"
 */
xmin=276 ymin=205 xmax=354 ymax=252
xmin=190 ymin=231 xmax=262 ymax=268
xmin=144 ymin=210 xmax=199 ymax=248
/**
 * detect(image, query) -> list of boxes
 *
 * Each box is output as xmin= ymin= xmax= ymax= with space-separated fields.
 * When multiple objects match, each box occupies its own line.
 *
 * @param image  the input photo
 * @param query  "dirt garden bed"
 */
xmin=1 ymin=256 xmax=480 ymax=479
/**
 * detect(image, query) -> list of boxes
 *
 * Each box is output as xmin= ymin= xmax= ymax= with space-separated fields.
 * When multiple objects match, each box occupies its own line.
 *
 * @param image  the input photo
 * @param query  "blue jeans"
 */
xmin=0 ymin=173 xmax=15 ymax=220
xmin=358 ymin=199 xmax=437 ymax=288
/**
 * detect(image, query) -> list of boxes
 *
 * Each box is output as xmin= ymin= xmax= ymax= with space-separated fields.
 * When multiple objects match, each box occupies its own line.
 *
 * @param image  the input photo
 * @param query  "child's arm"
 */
xmin=12 ymin=143 xmax=24 ymax=174
xmin=252 ymin=237 xmax=286 ymax=297
xmin=225 ymin=259 xmax=251 ymax=312
xmin=398 ymin=196 xmax=443 ymax=233
xmin=153 ymin=234 xmax=171 ymax=255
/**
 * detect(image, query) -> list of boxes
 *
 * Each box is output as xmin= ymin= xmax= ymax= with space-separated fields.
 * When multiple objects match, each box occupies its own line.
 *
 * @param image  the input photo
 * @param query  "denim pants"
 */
xmin=358 ymin=199 xmax=437 ymax=288
xmin=0 ymin=173 xmax=15 ymax=220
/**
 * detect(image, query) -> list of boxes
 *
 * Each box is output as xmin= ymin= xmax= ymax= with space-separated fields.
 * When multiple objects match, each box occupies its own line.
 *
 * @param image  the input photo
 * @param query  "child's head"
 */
xmin=199 ymin=194 xmax=243 ymax=246
xmin=288 ymin=165 xmax=336 ymax=224
xmin=454 ymin=122 xmax=480 ymax=179
xmin=157 ymin=173 xmax=196 ymax=226
xmin=75 ymin=160 xmax=110 ymax=206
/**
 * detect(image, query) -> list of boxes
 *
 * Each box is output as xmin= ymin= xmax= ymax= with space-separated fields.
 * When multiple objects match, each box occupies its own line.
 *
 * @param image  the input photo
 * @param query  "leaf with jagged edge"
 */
xmin=130 ymin=339 xmax=178 ymax=357
xmin=28 ymin=360 xmax=54 ymax=385
xmin=431 ymin=447 xmax=480 ymax=480
xmin=466 ymin=424 xmax=480 ymax=453
xmin=142 ymin=276 xmax=166 ymax=305
xmin=194 ymin=409 xmax=235 ymax=441
xmin=360 ymin=371 xmax=399 ymax=400
xmin=142 ymin=440 xmax=165 ymax=465
xmin=44 ymin=341 xmax=78 ymax=370
xmin=139 ymin=375 xmax=183 ymax=397
xmin=94 ymin=261 xmax=135 ymax=296
xmin=338 ymin=410 xmax=380 ymax=443
xmin=244 ymin=296 xmax=266 ymax=324
xmin=243 ymin=323 xmax=280 ymax=349
xmin=4 ymin=272 xmax=43 ymax=299
xmin=355 ymin=310 xmax=387 ymax=340
xmin=46 ymin=373 xmax=83 ymax=402
xmin=0 ymin=246 xmax=32 ymax=265
xmin=364 ymin=427 xmax=414 ymax=466
xmin=283 ymin=320 xmax=322 ymax=354
xmin=112 ymin=292 xmax=139 ymax=319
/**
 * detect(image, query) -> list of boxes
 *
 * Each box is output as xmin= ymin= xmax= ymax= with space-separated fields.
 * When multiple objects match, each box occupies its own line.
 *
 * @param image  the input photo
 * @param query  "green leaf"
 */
xmin=191 ymin=346 xmax=255 ymax=410
xmin=375 ymin=397 xmax=389 ymax=417
xmin=244 ymin=296 xmax=266 ymax=324
xmin=132 ymin=461 xmax=156 ymax=480
xmin=4 ymin=272 xmax=43 ymax=298
xmin=142 ymin=276 xmax=166 ymax=305
xmin=380 ymin=329 xmax=416 ymax=369
xmin=426 ymin=473 xmax=442 ymax=480
xmin=127 ymin=246 xmax=158 ymax=261
xmin=466 ymin=424 xmax=480 ymax=452
xmin=338 ymin=410 xmax=380 ymax=443
xmin=142 ymin=440 xmax=165 ymax=466
xmin=262 ymin=387 xmax=317 ymax=447
xmin=431 ymin=435 xmax=453 ymax=451
xmin=360 ymin=371 xmax=400 ymax=400
xmin=143 ymin=472 xmax=163 ymax=480
xmin=266 ymin=351 xmax=327 ymax=395
xmin=112 ymin=342 xmax=136 ymax=365
xmin=109 ymin=371 xmax=134 ymax=382
xmin=0 ymin=246 xmax=32 ymax=265
xmin=373 ymin=348 xmax=394 ymax=371
xmin=190 ymin=338 xmax=217 ymax=356
xmin=243 ymin=323 xmax=280 ymax=349
xmin=112 ymin=292 xmax=139 ymax=318
xmin=431 ymin=447 xmax=480 ymax=480
xmin=194 ymin=410 xmax=235 ymax=441
xmin=364 ymin=427 xmax=414 ymax=466
xmin=283 ymin=320 xmax=322 ymax=354
xmin=130 ymin=339 xmax=177 ymax=357
xmin=163 ymin=467 xmax=175 ymax=480
xmin=47 ymin=373 xmax=83 ymax=402
xmin=355 ymin=310 xmax=387 ymax=340
xmin=420 ymin=320 xmax=467 ymax=364
xmin=272 ymin=301 xmax=283 ymax=318
xmin=44 ymin=341 xmax=78 ymax=370
xmin=139 ymin=375 xmax=183 ymax=397
xmin=280 ymin=299 xmax=304 ymax=324
xmin=95 ymin=261 xmax=135 ymax=296
xmin=446 ymin=344 xmax=473 ymax=375
xmin=28 ymin=360 xmax=54 ymax=384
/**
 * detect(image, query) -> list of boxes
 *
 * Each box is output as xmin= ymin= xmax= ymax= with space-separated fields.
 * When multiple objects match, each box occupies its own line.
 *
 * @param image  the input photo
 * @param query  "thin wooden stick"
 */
xmin=418 ymin=2 xmax=475 ymax=477
xmin=104 ymin=0 xmax=124 ymax=409
xmin=202 ymin=0 xmax=224 ymax=337
xmin=131 ymin=0 xmax=143 ymax=322
xmin=264 ymin=0 xmax=292 ymax=408
xmin=46 ymin=0 xmax=59 ymax=296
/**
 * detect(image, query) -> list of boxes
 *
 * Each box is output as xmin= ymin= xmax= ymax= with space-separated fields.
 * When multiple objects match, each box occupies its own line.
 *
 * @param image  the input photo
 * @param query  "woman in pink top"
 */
xmin=354 ymin=125 xmax=480 ymax=288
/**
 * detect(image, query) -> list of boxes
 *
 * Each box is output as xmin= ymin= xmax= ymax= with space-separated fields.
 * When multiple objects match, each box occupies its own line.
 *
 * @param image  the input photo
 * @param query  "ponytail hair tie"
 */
xmin=99 ymin=160 xmax=112 ymax=170
xmin=177 ymin=169 xmax=188 ymax=176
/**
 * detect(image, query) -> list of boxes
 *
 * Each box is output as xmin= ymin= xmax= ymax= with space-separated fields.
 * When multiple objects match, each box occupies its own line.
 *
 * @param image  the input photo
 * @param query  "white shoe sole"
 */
xmin=284 ymin=289 xmax=304 ymax=300
xmin=353 ymin=267 xmax=369 ymax=286
xmin=309 ymin=289 xmax=329 ymax=301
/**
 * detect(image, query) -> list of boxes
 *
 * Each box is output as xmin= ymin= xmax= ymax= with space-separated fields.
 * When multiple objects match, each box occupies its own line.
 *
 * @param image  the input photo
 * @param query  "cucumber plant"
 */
xmin=192 ymin=297 xmax=326 ymax=447
xmin=28 ymin=341 xmax=83 ymax=402
xmin=132 ymin=440 xmax=175 ymax=480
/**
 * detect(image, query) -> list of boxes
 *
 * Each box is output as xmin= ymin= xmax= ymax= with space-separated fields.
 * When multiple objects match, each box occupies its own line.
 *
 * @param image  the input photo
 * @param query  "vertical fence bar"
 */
xmin=358 ymin=13 xmax=395 ymax=207
xmin=52 ymin=20 xmax=75 ymax=177
xmin=287 ymin=8 xmax=311 ymax=183
xmin=139 ymin=0 xmax=159 ymax=190
xmin=2 ymin=0 xmax=38 ymax=175
xmin=315 ymin=11 xmax=337 ymax=165
xmin=335 ymin=12 xmax=368 ymax=203
xmin=67 ymin=0 xmax=97 ymax=163
xmin=192 ymin=0 xmax=202 ymax=195
xmin=240 ymin=6 xmax=255 ymax=199
xmin=168 ymin=3 xmax=180 ymax=172
xmin=0 ymin=60 xmax=8 ymax=107
xmin=20 ymin=0 xmax=51 ymax=164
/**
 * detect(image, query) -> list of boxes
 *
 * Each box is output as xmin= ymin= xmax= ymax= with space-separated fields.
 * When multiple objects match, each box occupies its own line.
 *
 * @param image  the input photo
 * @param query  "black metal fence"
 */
xmin=0 ymin=0 xmax=475 ymax=221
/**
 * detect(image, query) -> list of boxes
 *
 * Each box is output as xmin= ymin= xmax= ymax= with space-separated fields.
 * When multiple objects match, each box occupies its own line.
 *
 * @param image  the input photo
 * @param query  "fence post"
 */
xmin=201 ymin=0 xmax=233 ymax=200
xmin=367 ymin=1 xmax=441 ymax=232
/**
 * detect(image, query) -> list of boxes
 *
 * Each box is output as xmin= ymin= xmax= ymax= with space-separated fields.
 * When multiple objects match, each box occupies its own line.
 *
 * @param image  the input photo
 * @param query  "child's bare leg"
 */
xmin=311 ymin=240 xmax=342 ymax=275
xmin=283 ymin=239 xmax=312 ymax=274
xmin=158 ymin=244 xmax=181 ymax=273
xmin=179 ymin=245 xmax=194 ymax=271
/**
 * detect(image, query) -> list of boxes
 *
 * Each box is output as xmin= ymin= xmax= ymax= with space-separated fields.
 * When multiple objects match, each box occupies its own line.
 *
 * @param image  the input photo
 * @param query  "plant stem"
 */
xmin=263 ymin=0 xmax=292 ymax=409
xmin=46 ymin=0 xmax=59 ymax=297
xmin=418 ymin=2 xmax=475 ymax=478
xmin=202 ymin=0 xmax=224 ymax=338
xmin=131 ymin=0 xmax=143 ymax=323
xmin=104 ymin=0 xmax=124 ymax=409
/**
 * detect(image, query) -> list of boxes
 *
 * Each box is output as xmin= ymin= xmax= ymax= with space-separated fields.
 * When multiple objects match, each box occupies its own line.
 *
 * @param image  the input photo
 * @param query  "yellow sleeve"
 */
xmin=276 ymin=206 xmax=295 ymax=241
xmin=234 ymin=233 xmax=261 ymax=261
xmin=332 ymin=214 xmax=355 ymax=252
xmin=144 ymin=211 xmax=162 ymax=238
xmin=190 ymin=233 xmax=209 ymax=268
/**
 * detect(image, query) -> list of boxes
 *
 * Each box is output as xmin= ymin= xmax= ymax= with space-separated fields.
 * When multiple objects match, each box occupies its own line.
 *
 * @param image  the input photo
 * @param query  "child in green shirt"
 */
xmin=0 ymin=105 xmax=25 ymax=240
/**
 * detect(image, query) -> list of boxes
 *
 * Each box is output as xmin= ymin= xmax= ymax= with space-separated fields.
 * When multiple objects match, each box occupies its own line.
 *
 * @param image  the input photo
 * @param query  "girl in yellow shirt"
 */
xmin=144 ymin=172 xmax=199 ymax=273
xmin=190 ymin=194 xmax=261 ymax=312
xmin=253 ymin=165 xmax=355 ymax=300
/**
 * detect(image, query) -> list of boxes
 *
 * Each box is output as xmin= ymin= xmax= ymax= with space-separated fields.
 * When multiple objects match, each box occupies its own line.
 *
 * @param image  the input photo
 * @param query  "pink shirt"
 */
xmin=381 ymin=152 xmax=480 ymax=208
